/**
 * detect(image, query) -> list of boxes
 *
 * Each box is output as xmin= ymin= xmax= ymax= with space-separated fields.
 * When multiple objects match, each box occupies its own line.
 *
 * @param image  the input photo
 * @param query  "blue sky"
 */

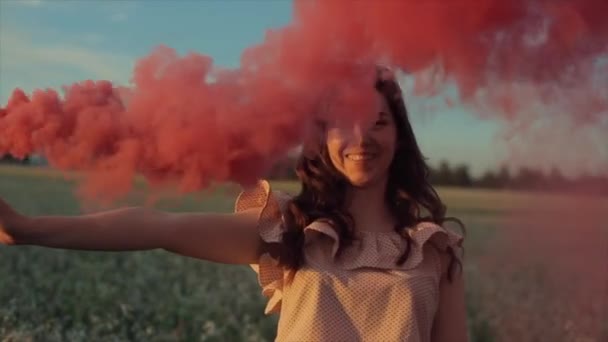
xmin=0 ymin=0 xmax=506 ymax=177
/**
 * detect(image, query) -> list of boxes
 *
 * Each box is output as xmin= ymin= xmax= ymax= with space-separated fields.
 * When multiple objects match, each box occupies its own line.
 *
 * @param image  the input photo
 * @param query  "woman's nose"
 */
xmin=347 ymin=122 xmax=372 ymax=144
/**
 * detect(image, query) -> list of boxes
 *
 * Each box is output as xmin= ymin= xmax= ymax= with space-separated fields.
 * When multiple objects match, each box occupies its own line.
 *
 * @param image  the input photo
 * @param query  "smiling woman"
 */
xmin=247 ymin=67 xmax=468 ymax=341
xmin=0 ymin=66 xmax=468 ymax=342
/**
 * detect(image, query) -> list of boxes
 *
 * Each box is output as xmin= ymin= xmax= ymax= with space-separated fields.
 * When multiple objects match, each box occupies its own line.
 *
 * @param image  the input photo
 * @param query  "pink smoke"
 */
xmin=1 ymin=1 xmax=606 ymax=200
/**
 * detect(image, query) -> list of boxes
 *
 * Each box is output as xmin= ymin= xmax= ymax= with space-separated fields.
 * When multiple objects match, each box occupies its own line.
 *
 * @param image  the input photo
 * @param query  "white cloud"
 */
xmin=0 ymin=29 xmax=134 ymax=102
xmin=107 ymin=1 xmax=137 ymax=22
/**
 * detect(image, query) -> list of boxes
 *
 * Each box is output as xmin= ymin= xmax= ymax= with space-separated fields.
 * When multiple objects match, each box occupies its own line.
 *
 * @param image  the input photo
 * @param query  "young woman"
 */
xmin=0 ymin=68 xmax=468 ymax=342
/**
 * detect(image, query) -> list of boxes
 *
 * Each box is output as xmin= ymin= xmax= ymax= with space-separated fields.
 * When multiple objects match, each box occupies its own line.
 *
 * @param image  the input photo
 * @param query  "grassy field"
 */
xmin=1 ymin=165 xmax=606 ymax=342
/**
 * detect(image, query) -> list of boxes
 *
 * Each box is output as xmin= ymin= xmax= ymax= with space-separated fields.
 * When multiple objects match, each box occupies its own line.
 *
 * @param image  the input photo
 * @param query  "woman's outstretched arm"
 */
xmin=0 ymin=197 xmax=265 ymax=265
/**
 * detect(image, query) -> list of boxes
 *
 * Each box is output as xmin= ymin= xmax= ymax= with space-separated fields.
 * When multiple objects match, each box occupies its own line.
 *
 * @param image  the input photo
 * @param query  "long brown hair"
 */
xmin=268 ymin=69 xmax=465 ymax=282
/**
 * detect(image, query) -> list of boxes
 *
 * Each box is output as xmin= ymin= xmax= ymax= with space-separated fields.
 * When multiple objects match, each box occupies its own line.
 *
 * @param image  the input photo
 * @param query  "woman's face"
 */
xmin=325 ymin=92 xmax=398 ymax=188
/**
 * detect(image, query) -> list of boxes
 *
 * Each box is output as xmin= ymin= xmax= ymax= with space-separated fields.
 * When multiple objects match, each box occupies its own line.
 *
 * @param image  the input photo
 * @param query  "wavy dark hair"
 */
xmin=267 ymin=71 xmax=465 ymax=283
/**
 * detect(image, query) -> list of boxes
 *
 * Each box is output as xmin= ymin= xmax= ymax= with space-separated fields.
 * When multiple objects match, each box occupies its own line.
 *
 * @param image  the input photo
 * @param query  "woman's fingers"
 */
xmin=0 ymin=197 xmax=19 ymax=245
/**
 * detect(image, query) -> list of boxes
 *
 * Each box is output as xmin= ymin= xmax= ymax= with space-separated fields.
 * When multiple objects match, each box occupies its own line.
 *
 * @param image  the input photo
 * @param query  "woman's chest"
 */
xmin=282 ymin=253 xmax=441 ymax=315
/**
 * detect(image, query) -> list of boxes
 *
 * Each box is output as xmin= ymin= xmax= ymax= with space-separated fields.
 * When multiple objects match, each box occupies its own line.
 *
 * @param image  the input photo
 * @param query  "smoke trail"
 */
xmin=1 ymin=0 xmax=606 ymax=200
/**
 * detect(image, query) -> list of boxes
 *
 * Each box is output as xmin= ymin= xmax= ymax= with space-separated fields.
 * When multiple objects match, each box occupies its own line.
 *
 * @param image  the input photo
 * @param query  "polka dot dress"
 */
xmin=235 ymin=180 xmax=464 ymax=342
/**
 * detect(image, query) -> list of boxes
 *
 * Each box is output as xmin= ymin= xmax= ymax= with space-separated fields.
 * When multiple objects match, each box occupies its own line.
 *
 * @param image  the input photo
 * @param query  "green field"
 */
xmin=1 ymin=165 xmax=606 ymax=342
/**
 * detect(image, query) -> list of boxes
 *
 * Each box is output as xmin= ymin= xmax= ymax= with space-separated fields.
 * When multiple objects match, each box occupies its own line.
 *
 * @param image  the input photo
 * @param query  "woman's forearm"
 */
xmin=16 ymin=207 xmax=171 ymax=251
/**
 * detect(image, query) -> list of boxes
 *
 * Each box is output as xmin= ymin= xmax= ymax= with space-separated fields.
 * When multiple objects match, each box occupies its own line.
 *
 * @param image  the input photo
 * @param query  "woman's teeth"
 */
xmin=346 ymin=153 xmax=375 ymax=161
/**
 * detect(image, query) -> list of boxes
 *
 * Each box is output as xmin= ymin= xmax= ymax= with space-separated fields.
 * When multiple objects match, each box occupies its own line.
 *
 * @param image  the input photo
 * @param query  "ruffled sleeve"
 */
xmin=234 ymin=179 xmax=291 ymax=315
xmin=407 ymin=221 xmax=465 ymax=276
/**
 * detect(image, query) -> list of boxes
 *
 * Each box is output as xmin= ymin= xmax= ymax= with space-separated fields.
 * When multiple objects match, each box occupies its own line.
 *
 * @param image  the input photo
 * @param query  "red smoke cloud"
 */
xmin=1 ymin=0 xmax=607 ymax=200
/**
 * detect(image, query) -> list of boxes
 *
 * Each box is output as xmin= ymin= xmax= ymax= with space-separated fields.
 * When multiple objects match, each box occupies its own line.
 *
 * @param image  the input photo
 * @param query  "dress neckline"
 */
xmin=356 ymin=230 xmax=403 ymax=235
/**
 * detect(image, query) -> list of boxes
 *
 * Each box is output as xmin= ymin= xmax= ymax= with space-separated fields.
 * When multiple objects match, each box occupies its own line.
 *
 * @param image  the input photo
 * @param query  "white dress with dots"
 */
xmin=235 ymin=180 xmax=464 ymax=342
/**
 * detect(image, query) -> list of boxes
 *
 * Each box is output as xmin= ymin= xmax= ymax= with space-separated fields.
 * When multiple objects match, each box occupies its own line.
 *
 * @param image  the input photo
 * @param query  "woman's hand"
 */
xmin=0 ymin=197 xmax=26 ymax=245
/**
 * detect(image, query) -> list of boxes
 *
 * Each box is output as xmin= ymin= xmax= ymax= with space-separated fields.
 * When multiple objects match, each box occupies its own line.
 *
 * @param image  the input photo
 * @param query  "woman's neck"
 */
xmin=346 ymin=179 xmax=396 ymax=233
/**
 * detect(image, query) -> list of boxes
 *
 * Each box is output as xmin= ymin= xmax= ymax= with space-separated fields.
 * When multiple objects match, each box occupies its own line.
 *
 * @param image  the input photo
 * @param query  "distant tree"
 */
xmin=512 ymin=167 xmax=546 ymax=190
xmin=570 ymin=172 xmax=608 ymax=196
xmin=267 ymin=154 xmax=298 ymax=180
xmin=546 ymin=166 xmax=567 ymax=192
xmin=453 ymin=164 xmax=473 ymax=187
xmin=428 ymin=165 xmax=439 ymax=184
xmin=435 ymin=160 xmax=454 ymax=186
xmin=478 ymin=170 xmax=498 ymax=188
xmin=496 ymin=165 xmax=511 ymax=189
xmin=0 ymin=154 xmax=29 ymax=165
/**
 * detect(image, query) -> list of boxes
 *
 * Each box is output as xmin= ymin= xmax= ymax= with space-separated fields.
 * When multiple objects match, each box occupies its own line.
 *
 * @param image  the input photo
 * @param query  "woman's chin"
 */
xmin=346 ymin=173 xmax=385 ymax=188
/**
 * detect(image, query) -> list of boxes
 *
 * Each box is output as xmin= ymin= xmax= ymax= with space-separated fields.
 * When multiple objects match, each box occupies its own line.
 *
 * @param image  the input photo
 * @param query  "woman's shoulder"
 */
xmin=409 ymin=221 xmax=465 ymax=277
xmin=234 ymin=179 xmax=293 ymax=215
xmin=410 ymin=221 xmax=464 ymax=245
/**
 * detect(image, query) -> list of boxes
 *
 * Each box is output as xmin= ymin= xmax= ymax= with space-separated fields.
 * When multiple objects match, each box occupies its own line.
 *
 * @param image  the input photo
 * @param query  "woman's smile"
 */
xmin=344 ymin=151 xmax=378 ymax=162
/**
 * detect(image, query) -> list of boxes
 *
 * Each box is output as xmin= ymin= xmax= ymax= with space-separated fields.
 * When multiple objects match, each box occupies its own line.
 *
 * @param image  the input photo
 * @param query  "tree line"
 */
xmin=3 ymin=154 xmax=606 ymax=196
xmin=268 ymin=157 xmax=608 ymax=196
xmin=0 ymin=155 xmax=30 ymax=164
